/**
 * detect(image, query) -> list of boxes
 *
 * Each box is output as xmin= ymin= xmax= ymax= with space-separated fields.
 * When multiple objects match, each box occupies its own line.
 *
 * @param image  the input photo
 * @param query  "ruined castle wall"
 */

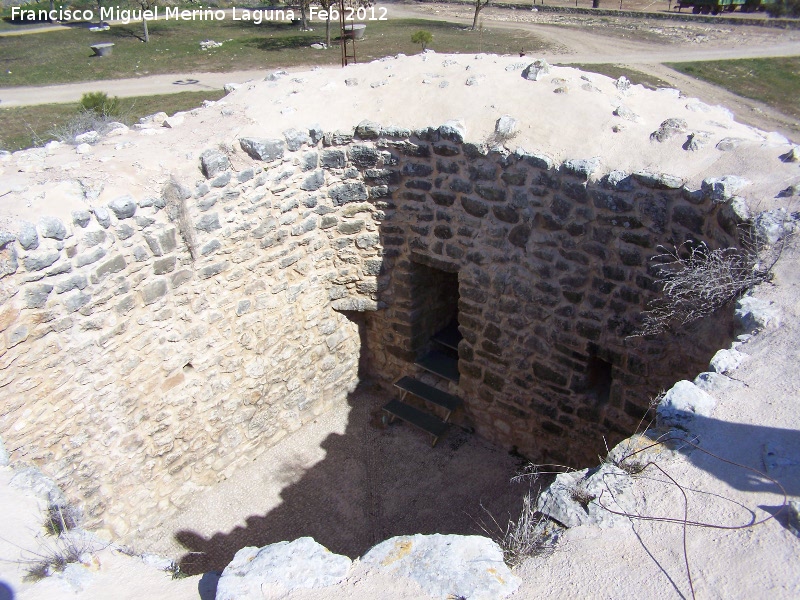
xmin=0 ymin=137 xmax=385 ymax=539
xmin=0 ymin=121 xmax=746 ymax=537
xmin=357 ymin=126 xmax=743 ymax=466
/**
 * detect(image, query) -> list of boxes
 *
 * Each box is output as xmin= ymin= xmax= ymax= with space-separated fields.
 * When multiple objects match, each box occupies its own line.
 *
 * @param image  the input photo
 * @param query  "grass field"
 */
xmin=666 ymin=57 xmax=800 ymax=120
xmin=0 ymin=17 xmax=550 ymax=87
xmin=563 ymin=63 xmax=673 ymax=89
xmin=0 ymin=89 xmax=226 ymax=151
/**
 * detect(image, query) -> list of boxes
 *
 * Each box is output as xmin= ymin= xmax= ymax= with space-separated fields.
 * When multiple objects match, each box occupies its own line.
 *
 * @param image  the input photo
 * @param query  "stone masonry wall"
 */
xmin=354 ymin=122 xmax=745 ymax=466
xmin=0 ymin=118 xmax=748 ymax=538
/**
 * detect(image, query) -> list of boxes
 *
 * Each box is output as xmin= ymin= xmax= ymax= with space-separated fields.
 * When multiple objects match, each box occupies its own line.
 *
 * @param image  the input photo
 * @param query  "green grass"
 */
xmin=0 ymin=89 xmax=225 ymax=151
xmin=0 ymin=17 xmax=551 ymax=87
xmin=561 ymin=63 xmax=673 ymax=89
xmin=666 ymin=57 xmax=800 ymax=121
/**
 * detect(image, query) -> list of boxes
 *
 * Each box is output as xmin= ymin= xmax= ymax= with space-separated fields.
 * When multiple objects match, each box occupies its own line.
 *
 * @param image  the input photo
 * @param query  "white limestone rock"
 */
xmin=536 ymin=464 xmax=637 ymax=529
xmin=521 ymin=59 xmax=551 ymax=81
xmin=74 ymin=131 xmax=99 ymax=145
xmin=693 ymin=371 xmax=742 ymax=393
xmin=735 ymin=296 xmax=781 ymax=332
xmin=361 ymin=533 xmax=520 ymax=600
xmin=701 ymin=175 xmax=750 ymax=203
xmin=753 ymin=208 xmax=796 ymax=245
xmin=215 ymin=537 xmax=351 ymax=600
xmin=657 ymin=380 xmax=716 ymax=427
xmin=495 ymin=115 xmax=518 ymax=138
xmin=709 ymin=348 xmax=747 ymax=375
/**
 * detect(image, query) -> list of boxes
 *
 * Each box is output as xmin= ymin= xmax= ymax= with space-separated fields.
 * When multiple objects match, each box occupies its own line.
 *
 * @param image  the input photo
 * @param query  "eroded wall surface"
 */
xmin=0 ymin=121 xmax=747 ymax=537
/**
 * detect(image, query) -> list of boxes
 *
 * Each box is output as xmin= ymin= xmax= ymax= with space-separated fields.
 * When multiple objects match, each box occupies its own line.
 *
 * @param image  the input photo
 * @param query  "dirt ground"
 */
xmin=139 ymin=383 xmax=532 ymax=575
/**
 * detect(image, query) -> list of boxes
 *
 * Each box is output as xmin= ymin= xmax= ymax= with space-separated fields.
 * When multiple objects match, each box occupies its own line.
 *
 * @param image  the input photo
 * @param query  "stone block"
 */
xmin=153 ymin=256 xmax=177 ymax=275
xmin=108 ymin=195 xmax=137 ymax=219
xmin=24 ymin=283 xmax=53 ymax=308
xmin=39 ymin=216 xmax=67 ymax=240
xmin=141 ymin=279 xmax=168 ymax=305
xmin=240 ymin=137 xmax=284 ymax=162
xmin=200 ymin=149 xmax=230 ymax=178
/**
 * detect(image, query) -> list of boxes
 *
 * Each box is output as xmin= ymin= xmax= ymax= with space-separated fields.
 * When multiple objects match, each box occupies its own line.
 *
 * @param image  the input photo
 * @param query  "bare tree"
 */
xmin=319 ymin=0 xmax=336 ymax=46
xmin=139 ymin=0 xmax=157 ymax=42
xmin=471 ymin=0 xmax=491 ymax=30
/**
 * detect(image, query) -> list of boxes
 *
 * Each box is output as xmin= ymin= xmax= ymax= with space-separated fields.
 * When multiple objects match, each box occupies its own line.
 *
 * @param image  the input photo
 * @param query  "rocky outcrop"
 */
xmin=536 ymin=463 xmax=637 ymax=528
xmin=361 ymin=534 xmax=520 ymax=600
xmin=216 ymin=538 xmax=351 ymax=600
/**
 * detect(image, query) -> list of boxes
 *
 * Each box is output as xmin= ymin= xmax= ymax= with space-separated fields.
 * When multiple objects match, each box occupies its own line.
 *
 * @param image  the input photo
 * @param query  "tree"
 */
xmin=471 ymin=0 xmax=491 ymax=30
xmin=766 ymin=0 xmax=800 ymax=16
xmin=411 ymin=30 xmax=433 ymax=51
xmin=319 ymin=0 xmax=337 ymax=47
xmin=138 ymin=0 xmax=157 ymax=42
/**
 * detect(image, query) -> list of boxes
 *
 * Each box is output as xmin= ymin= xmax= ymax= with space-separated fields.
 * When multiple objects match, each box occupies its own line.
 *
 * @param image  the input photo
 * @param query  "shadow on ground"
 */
xmin=174 ymin=381 xmax=532 ymax=576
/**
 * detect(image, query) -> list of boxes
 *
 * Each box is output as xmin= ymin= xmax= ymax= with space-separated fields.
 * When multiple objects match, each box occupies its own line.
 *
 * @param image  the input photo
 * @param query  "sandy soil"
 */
xmin=139 ymin=384 xmax=529 ymax=575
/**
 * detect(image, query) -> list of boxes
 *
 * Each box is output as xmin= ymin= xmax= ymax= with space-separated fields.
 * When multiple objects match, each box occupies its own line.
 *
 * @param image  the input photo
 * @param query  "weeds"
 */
xmin=46 ymin=111 xmax=125 ymax=145
xmin=479 ymin=487 xmax=564 ymax=568
xmin=43 ymin=504 xmax=81 ymax=537
xmin=20 ymin=531 xmax=97 ymax=582
xmin=635 ymin=234 xmax=777 ymax=337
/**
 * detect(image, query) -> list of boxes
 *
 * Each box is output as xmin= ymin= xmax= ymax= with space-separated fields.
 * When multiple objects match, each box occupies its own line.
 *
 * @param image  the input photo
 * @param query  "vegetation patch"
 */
xmin=666 ymin=57 xmax=800 ymax=121
xmin=0 ymin=89 xmax=225 ymax=151
xmin=0 ymin=17 xmax=551 ymax=87
xmin=562 ymin=63 xmax=672 ymax=90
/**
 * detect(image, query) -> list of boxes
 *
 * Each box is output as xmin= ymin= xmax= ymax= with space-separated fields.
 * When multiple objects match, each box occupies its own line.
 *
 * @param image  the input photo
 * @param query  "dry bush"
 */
xmin=635 ymin=232 xmax=779 ymax=337
xmin=43 ymin=504 xmax=81 ymax=536
xmin=20 ymin=532 xmax=96 ymax=582
xmin=479 ymin=489 xmax=563 ymax=568
xmin=47 ymin=111 xmax=124 ymax=145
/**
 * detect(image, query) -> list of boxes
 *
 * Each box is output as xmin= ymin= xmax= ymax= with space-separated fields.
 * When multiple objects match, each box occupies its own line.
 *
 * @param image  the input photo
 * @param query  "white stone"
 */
xmin=105 ymin=123 xmax=129 ymax=137
xmin=44 ymin=141 xmax=61 ymax=151
xmin=521 ymin=59 xmax=551 ymax=81
xmin=139 ymin=111 xmax=168 ymax=126
xmin=701 ymin=175 xmax=750 ymax=203
xmin=753 ymin=208 xmax=796 ymax=245
xmin=216 ymin=537 xmax=351 ymax=600
xmin=361 ymin=533 xmax=520 ymax=600
xmin=693 ymin=371 xmax=742 ymax=393
xmin=495 ymin=115 xmax=518 ymax=138
xmin=735 ymin=296 xmax=781 ymax=332
xmin=223 ymin=83 xmax=240 ymax=93
xmin=657 ymin=380 xmax=716 ymax=427
xmin=75 ymin=143 xmax=93 ymax=154
xmin=709 ymin=348 xmax=747 ymax=375
xmin=75 ymin=131 xmax=99 ymax=145
xmin=163 ymin=115 xmax=185 ymax=128
xmin=537 ymin=464 xmax=637 ymax=529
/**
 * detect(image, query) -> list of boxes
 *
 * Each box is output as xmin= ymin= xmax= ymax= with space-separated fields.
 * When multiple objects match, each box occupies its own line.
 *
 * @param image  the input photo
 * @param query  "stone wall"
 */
xmin=0 ymin=118 xmax=748 ymax=537
xmin=353 ymin=122 xmax=744 ymax=466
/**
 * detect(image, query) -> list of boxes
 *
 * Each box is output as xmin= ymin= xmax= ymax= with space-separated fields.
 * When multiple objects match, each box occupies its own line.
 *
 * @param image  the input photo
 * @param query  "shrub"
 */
xmin=46 ymin=110 xmax=123 ymax=145
xmin=43 ymin=504 xmax=82 ymax=536
xmin=411 ymin=30 xmax=433 ymax=51
xmin=766 ymin=0 xmax=800 ymax=17
xmin=634 ymin=229 xmax=781 ymax=337
xmin=79 ymin=92 xmax=121 ymax=117
xmin=21 ymin=532 xmax=96 ymax=582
